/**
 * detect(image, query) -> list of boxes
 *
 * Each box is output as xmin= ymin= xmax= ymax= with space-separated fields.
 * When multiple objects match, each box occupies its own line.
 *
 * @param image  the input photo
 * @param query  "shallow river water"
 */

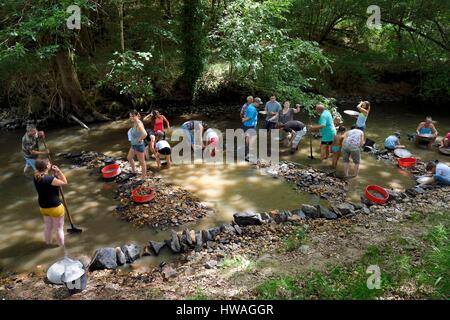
xmin=0 ymin=103 xmax=449 ymax=273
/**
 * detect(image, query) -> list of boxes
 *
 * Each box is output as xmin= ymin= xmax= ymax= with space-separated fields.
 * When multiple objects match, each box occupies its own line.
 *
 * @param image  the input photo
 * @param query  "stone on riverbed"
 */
xmin=149 ymin=241 xmax=166 ymax=256
xmin=89 ymin=248 xmax=118 ymax=271
xmin=121 ymin=244 xmax=141 ymax=263
xmin=233 ymin=212 xmax=263 ymax=226
xmin=202 ymin=230 xmax=212 ymax=242
xmin=165 ymin=230 xmax=181 ymax=253
xmin=233 ymin=224 xmax=242 ymax=235
xmin=195 ymin=231 xmax=203 ymax=252
xmin=115 ymin=247 xmax=126 ymax=266
xmin=220 ymin=224 xmax=236 ymax=234
xmin=181 ymin=229 xmax=193 ymax=246
xmin=317 ymin=206 xmax=338 ymax=220
xmin=335 ymin=203 xmax=355 ymax=216
xmin=208 ymin=227 xmax=221 ymax=239
xmin=301 ymin=205 xmax=319 ymax=219
xmin=291 ymin=209 xmax=306 ymax=219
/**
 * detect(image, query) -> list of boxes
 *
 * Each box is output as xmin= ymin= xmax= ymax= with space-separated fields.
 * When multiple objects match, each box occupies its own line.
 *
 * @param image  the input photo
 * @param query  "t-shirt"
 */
xmin=278 ymin=109 xmax=295 ymax=124
xmin=384 ymin=135 xmax=399 ymax=149
xmin=436 ymin=163 xmax=450 ymax=178
xmin=205 ymin=128 xmax=218 ymax=142
xmin=283 ymin=121 xmax=305 ymax=132
xmin=344 ymin=129 xmax=364 ymax=148
xmin=22 ymin=133 xmax=39 ymax=159
xmin=156 ymin=140 xmax=171 ymax=151
xmin=243 ymin=104 xmax=258 ymax=128
xmin=445 ymin=132 xmax=450 ymax=140
xmin=240 ymin=103 xmax=250 ymax=117
xmin=318 ymin=110 xmax=336 ymax=142
xmin=34 ymin=176 xmax=61 ymax=208
xmin=356 ymin=113 xmax=367 ymax=128
xmin=265 ymin=101 xmax=281 ymax=122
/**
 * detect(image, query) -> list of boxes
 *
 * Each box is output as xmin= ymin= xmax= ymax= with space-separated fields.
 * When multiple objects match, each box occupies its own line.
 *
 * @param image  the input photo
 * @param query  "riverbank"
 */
xmin=1 ymin=185 xmax=448 ymax=300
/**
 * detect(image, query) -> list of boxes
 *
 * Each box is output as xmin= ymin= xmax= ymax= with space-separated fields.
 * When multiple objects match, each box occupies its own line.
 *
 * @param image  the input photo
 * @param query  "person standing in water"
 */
xmin=205 ymin=128 xmax=219 ymax=157
xmin=308 ymin=104 xmax=337 ymax=160
xmin=240 ymin=96 xmax=254 ymax=121
xmin=33 ymin=159 xmax=68 ymax=247
xmin=264 ymin=95 xmax=282 ymax=131
xmin=143 ymin=110 xmax=171 ymax=159
xmin=355 ymin=101 xmax=370 ymax=131
xmin=331 ymin=126 xmax=346 ymax=169
xmin=242 ymin=97 xmax=260 ymax=161
xmin=341 ymin=126 xmax=365 ymax=178
xmin=416 ymin=116 xmax=438 ymax=149
xmin=22 ymin=124 xmax=49 ymax=173
xmin=127 ymin=110 xmax=148 ymax=178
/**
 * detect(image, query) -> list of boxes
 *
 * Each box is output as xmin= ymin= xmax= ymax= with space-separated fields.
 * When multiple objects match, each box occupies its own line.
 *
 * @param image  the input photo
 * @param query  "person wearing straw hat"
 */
xmin=416 ymin=116 xmax=438 ymax=149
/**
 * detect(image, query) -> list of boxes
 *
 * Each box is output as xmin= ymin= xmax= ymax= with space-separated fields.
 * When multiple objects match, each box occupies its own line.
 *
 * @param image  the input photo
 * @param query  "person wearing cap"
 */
xmin=416 ymin=117 xmax=438 ymax=149
xmin=277 ymin=120 xmax=306 ymax=154
xmin=384 ymin=132 xmax=405 ymax=151
xmin=308 ymin=104 xmax=336 ymax=160
xmin=242 ymin=98 xmax=260 ymax=161
xmin=240 ymin=96 xmax=254 ymax=120
xmin=22 ymin=124 xmax=49 ymax=173
xmin=426 ymin=161 xmax=450 ymax=186
xmin=155 ymin=131 xmax=172 ymax=170
xmin=264 ymin=95 xmax=281 ymax=131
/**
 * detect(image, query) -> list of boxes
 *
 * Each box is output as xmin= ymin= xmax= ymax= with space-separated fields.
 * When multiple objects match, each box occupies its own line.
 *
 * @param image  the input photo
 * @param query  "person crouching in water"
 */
xmin=34 ymin=159 xmax=68 ymax=247
xmin=127 ymin=110 xmax=148 ymax=178
xmin=331 ymin=126 xmax=346 ymax=169
xmin=384 ymin=132 xmax=405 ymax=151
xmin=155 ymin=131 xmax=172 ymax=170
xmin=277 ymin=120 xmax=307 ymax=154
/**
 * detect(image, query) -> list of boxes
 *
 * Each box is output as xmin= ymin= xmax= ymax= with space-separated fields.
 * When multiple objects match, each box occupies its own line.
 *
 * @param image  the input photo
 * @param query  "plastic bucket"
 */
xmin=101 ymin=164 xmax=121 ymax=179
xmin=397 ymin=157 xmax=417 ymax=168
xmin=365 ymin=185 xmax=389 ymax=205
xmin=132 ymin=187 xmax=156 ymax=203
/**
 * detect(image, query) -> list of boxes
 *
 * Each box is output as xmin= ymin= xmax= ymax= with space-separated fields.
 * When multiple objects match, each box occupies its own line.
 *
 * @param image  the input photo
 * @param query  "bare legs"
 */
xmin=128 ymin=147 xmax=147 ymax=178
xmin=343 ymin=161 xmax=360 ymax=178
xmin=320 ymin=144 xmax=330 ymax=160
xmin=43 ymin=216 xmax=65 ymax=247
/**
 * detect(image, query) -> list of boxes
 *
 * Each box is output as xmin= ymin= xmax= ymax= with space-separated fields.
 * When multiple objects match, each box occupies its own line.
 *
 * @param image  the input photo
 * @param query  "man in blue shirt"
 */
xmin=384 ymin=132 xmax=405 ymax=150
xmin=308 ymin=104 xmax=337 ymax=160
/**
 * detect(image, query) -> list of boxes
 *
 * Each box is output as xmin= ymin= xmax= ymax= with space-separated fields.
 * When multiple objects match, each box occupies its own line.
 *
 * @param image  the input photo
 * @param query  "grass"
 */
xmin=256 ymin=212 xmax=450 ymax=300
xmin=282 ymin=226 xmax=308 ymax=252
xmin=187 ymin=289 xmax=209 ymax=300
xmin=220 ymin=255 xmax=255 ymax=271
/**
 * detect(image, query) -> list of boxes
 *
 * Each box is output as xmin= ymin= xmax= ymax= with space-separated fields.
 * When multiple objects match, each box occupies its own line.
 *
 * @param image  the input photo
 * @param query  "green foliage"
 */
xmin=283 ymin=226 xmax=308 ymax=252
xmin=187 ymin=289 xmax=209 ymax=300
xmin=99 ymin=51 xmax=154 ymax=106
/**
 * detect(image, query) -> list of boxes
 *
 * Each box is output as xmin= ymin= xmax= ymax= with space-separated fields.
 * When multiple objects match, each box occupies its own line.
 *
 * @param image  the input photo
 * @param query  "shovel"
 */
xmin=42 ymin=138 xmax=83 ymax=234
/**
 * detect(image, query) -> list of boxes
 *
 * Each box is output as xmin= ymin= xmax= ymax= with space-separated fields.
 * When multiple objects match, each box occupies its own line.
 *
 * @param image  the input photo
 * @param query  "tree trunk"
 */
xmin=54 ymin=49 xmax=99 ymax=122
xmin=119 ymin=1 xmax=125 ymax=52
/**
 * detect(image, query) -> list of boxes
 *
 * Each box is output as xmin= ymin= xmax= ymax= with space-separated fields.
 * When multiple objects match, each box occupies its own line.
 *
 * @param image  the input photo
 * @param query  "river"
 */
xmin=0 ymin=102 xmax=449 ymax=273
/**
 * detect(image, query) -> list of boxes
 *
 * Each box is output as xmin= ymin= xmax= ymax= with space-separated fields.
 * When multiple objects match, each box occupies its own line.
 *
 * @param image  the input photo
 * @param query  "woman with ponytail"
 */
xmin=33 ymin=159 xmax=68 ymax=247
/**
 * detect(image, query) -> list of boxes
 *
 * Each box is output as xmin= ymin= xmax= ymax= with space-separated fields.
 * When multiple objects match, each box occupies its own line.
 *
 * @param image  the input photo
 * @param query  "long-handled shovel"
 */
xmin=308 ymin=116 xmax=315 ymax=160
xmin=42 ymin=138 xmax=82 ymax=234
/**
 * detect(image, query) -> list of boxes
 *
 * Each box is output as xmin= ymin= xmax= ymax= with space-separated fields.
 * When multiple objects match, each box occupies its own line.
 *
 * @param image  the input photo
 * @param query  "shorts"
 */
xmin=342 ymin=147 xmax=361 ymax=164
xmin=40 ymin=203 xmax=65 ymax=218
xmin=331 ymin=146 xmax=341 ymax=153
xmin=242 ymin=125 xmax=257 ymax=136
xmin=265 ymin=121 xmax=277 ymax=130
xmin=24 ymin=158 xmax=37 ymax=171
xmin=321 ymin=141 xmax=333 ymax=146
xmin=132 ymin=144 xmax=145 ymax=153
xmin=158 ymin=147 xmax=171 ymax=155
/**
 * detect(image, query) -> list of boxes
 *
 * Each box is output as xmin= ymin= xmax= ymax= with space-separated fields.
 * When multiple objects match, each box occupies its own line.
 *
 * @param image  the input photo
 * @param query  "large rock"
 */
xmin=317 ymin=206 xmax=338 ymax=220
xmin=165 ymin=230 xmax=181 ymax=253
xmin=233 ymin=212 xmax=263 ymax=226
xmin=335 ymin=203 xmax=355 ymax=216
xmin=121 ymin=244 xmax=141 ymax=263
xmin=89 ymin=248 xmax=118 ymax=271
xmin=208 ymin=227 xmax=221 ymax=239
xmin=260 ymin=212 xmax=274 ymax=222
xmin=181 ymin=229 xmax=193 ymax=246
xmin=274 ymin=211 xmax=291 ymax=224
xmin=291 ymin=209 xmax=306 ymax=219
xmin=201 ymin=229 xmax=212 ymax=242
xmin=301 ymin=204 xmax=319 ymax=219
xmin=194 ymin=231 xmax=203 ymax=252
xmin=161 ymin=266 xmax=177 ymax=280
xmin=149 ymin=241 xmax=166 ymax=256
xmin=115 ymin=247 xmax=126 ymax=266
xmin=220 ymin=224 xmax=236 ymax=234
xmin=233 ymin=224 xmax=242 ymax=235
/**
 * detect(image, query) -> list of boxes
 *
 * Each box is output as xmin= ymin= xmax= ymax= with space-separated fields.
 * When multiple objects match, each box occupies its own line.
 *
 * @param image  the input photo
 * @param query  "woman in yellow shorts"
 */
xmin=33 ymin=159 xmax=68 ymax=247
